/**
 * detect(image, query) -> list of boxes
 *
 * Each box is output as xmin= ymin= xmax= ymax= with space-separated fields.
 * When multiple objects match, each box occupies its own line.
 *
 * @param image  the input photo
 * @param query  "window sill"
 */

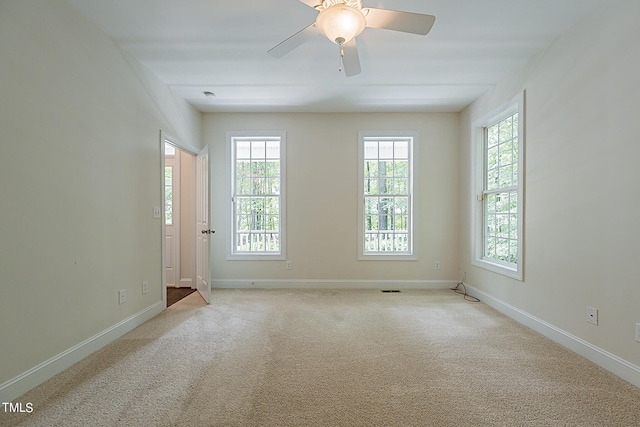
xmin=227 ymin=254 xmax=286 ymax=261
xmin=472 ymin=258 xmax=523 ymax=281
xmin=358 ymin=254 xmax=417 ymax=261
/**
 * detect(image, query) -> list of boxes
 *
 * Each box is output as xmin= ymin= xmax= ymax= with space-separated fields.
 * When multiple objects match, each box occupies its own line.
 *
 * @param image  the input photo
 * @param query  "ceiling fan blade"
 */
xmin=341 ymin=38 xmax=361 ymax=77
xmin=298 ymin=0 xmax=321 ymax=8
xmin=364 ymin=8 xmax=435 ymax=35
xmin=268 ymin=23 xmax=321 ymax=58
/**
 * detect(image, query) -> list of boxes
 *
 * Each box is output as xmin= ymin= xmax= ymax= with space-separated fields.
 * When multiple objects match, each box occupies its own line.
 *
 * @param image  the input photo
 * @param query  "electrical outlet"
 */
xmin=586 ymin=306 xmax=598 ymax=325
xmin=286 ymin=260 xmax=292 ymax=270
xmin=635 ymin=323 xmax=640 ymax=343
xmin=118 ymin=289 xmax=126 ymax=305
xmin=435 ymin=261 xmax=441 ymax=270
xmin=142 ymin=281 xmax=149 ymax=295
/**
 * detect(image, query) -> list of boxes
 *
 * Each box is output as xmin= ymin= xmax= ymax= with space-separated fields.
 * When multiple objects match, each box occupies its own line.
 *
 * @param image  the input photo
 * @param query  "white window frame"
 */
xmin=227 ymin=131 xmax=286 ymax=260
xmin=472 ymin=91 xmax=524 ymax=280
xmin=358 ymin=131 xmax=417 ymax=260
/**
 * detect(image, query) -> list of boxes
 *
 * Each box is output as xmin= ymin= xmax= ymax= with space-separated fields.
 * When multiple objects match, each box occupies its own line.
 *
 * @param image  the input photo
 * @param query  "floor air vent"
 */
xmin=381 ymin=290 xmax=401 ymax=293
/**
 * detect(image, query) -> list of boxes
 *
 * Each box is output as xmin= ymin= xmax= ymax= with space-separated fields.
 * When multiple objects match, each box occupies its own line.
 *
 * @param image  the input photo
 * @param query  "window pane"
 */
xmin=394 ymin=215 xmax=408 ymax=231
xmin=509 ymin=240 xmax=518 ymax=263
xmin=385 ymin=161 xmax=394 ymax=177
xmin=365 ymin=233 xmax=379 ymax=251
xmin=265 ymin=197 xmax=279 ymax=215
xmin=486 ymin=193 xmax=496 ymax=213
xmin=496 ymin=214 xmax=508 ymax=237
xmin=236 ymin=214 xmax=250 ymax=231
xmin=364 ymin=141 xmax=378 ymax=159
xmin=266 ymin=215 xmax=279 ymax=231
xmin=395 ymin=197 xmax=408 ymax=215
xmin=266 ymin=178 xmax=280 ymax=195
xmin=251 ymin=160 xmax=264 ymax=177
xmin=236 ymin=141 xmax=251 ymax=159
xmin=365 ymin=161 xmax=378 ymax=178
xmin=394 ymin=160 xmax=408 ymax=177
xmin=235 ymin=197 xmax=248 ymax=215
xmin=365 ymin=214 xmax=379 ymax=231
xmin=164 ymin=170 xmax=173 ymax=225
xmin=499 ymin=116 xmax=513 ymax=140
xmin=487 ymin=126 xmax=499 ymax=147
xmin=265 ymin=160 xmax=280 ymax=178
xmin=364 ymin=178 xmax=378 ymax=195
xmin=379 ymin=141 xmax=394 ymax=159
xmin=394 ymin=141 xmax=408 ymax=159
xmin=165 ymin=205 xmax=172 ymax=225
xmin=499 ymin=144 xmax=513 ymax=166
xmin=365 ymin=197 xmax=379 ymax=215
xmin=487 ymin=168 xmax=499 ymax=190
xmin=394 ymin=178 xmax=408 ymax=195
xmin=499 ymin=165 xmax=514 ymax=187
xmin=265 ymin=141 xmax=279 ymax=159
xmin=394 ymin=234 xmax=408 ymax=252
xmin=509 ymin=214 xmax=518 ymax=239
xmin=486 ymin=213 xmax=496 ymax=236
xmin=251 ymin=140 xmax=266 ymax=159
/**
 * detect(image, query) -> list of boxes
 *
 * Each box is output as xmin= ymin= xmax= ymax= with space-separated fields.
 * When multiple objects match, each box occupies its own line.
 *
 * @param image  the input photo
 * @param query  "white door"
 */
xmin=195 ymin=146 xmax=211 ymax=304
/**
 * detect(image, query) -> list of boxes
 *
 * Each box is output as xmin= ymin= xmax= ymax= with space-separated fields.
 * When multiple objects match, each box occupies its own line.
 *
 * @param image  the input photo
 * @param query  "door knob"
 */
xmin=201 ymin=229 xmax=216 ymax=234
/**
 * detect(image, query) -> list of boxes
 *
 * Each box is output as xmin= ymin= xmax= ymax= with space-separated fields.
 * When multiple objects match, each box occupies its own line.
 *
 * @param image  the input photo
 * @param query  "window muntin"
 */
xmin=359 ymin=135 xmax=414 ymax=257
xmin=230 ymin=135 xmax=284 ymax=257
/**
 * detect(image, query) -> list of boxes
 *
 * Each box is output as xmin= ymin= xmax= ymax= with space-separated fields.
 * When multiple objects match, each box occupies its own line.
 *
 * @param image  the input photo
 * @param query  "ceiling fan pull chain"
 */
xmin=338 ymin=44 xmax=344 ymax=73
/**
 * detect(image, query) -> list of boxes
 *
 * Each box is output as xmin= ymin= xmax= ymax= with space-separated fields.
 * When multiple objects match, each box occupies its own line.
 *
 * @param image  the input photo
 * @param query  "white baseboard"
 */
xmin=0 ymin=302 xmax=163 ymax=402
xmin=211 ymin=279 xmax=456 ymax=289
xmin=464 ymin=283 xmax=640 ymax=389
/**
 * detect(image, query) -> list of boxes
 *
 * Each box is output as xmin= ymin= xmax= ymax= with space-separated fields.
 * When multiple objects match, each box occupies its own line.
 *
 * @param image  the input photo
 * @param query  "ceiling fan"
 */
xmin=267 ymin=0 xmax=435 ymax=77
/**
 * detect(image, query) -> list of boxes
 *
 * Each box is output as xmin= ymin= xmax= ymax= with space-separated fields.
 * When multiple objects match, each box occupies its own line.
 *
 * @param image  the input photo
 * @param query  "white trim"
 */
xmin=161 ymin=131 xmax=200 ymax=156
xmin=464 ymin=283 xmax=640 ymax=389
xmin=0 ymin=302 xmax=162 ymax=402
xmin=471 ymin=91 xmax=525 ymax=280
xmin=211 ymin=279 xmax=455 ymax=289
xmin=357 ymin=131 xmax=418 ymax=259
xmin=226 ymin=131 xmax=287 ymax=260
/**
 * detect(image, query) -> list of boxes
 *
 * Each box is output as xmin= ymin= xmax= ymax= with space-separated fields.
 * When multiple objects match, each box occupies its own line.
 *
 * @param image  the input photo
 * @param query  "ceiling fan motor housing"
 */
xmin=315 ymin=0 xmax=366 ymax=44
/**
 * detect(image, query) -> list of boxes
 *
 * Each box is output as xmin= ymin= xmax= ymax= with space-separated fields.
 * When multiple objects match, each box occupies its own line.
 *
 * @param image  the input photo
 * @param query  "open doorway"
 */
xmin=164 ymin=142 xmax=196 ymax=306
xmin=163 ymin=139 xmax=197 ymax=307
xmin=161 ymin=133 xmax=211 ymax=308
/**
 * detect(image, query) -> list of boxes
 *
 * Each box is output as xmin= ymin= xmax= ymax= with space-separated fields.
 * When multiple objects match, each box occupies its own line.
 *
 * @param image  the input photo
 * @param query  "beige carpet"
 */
xmin=3 ymin=289 xmax=640 ymax=426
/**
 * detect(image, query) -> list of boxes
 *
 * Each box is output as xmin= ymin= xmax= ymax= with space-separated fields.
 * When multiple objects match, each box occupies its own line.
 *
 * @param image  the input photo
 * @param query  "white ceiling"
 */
xmin=65 ymin=0 xmax=606 ymax=113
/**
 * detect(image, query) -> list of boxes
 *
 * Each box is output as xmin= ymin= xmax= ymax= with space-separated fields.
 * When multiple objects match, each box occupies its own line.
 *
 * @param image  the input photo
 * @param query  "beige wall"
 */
xmin=0 ymin=0 xmax=201 ymax=391
xmin=204 ymin=113 xmax=460 ymax=286
xmin=459 ymin=1 xmax=640 ymax=369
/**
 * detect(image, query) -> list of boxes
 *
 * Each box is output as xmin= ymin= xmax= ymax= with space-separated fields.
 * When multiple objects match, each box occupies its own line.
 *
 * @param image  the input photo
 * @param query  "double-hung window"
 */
xmin=228 ymin=132 xmax=286 ymax=259
xmin=358 ymin=132 xmax=416 ymax=259
xmin=473 ymin=92 xmax=524 ymax=279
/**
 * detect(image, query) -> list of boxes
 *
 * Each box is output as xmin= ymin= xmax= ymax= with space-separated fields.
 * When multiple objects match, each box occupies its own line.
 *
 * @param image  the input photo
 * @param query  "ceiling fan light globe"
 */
xmin=315 ymin=4 xmax=366 ymax=44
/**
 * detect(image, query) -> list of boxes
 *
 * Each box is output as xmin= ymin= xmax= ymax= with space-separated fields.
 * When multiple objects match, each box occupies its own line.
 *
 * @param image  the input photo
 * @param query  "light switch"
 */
xmin=153 ymin=207 xmax=162 ymax=219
